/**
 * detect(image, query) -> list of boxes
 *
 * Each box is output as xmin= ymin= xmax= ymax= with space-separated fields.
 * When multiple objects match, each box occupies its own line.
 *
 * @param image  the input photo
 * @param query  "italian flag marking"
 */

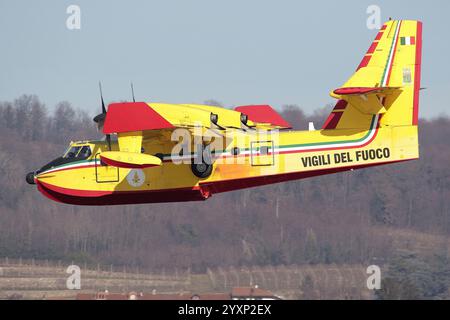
xmin=400 ymin=36 xmax=415 ymax=46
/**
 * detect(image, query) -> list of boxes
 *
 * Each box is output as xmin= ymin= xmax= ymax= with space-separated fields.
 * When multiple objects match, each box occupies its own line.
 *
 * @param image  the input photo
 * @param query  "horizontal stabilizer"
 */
xmin=331 ymin=86 xmax=402 ymax=115
xmin=333 ymin=87 xmax=400 ymax=96
xmin=100 ymin=151 xmax=162 ymax=169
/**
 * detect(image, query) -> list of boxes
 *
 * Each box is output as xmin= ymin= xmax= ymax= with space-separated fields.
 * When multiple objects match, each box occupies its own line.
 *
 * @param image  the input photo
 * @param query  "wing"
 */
xmin=100 ymin=102 xmax=291 ymax=168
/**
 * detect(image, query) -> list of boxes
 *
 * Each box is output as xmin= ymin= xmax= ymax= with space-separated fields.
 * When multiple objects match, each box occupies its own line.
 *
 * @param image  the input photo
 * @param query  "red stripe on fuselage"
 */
xmin=413 ymin=21 xmax=423 ymax=125
xmin=38 ymin=180 xmax=113 ymax=197
xmin=36 ymin=180 xmax=207 ymax=205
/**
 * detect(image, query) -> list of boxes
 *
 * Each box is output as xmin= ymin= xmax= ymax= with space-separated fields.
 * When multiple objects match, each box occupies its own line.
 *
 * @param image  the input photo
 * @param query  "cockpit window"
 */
xmin=63 ymin=146 xmax=92 ymax=159
xmin=64 ymin=146 xmax=81 ymax=159
xmin=77 ymin=146 xmax=92 ymax=159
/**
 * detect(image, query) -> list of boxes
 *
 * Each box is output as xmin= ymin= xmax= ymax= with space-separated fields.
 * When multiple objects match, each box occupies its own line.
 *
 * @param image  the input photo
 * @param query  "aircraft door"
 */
xmin=95 ymin=153 xmax=119 ymax=183
xmin=251 ymin=141 xmax=274 ymax=166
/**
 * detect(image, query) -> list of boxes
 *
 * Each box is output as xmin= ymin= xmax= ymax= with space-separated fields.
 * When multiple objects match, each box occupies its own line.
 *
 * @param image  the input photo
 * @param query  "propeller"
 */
xmin=93 ymin=81 xmax=111 ymax=151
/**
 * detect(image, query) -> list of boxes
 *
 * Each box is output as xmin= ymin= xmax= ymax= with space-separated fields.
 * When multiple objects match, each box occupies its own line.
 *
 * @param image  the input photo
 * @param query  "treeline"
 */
xmin=0 ymin=95 xmax=449 ymax=291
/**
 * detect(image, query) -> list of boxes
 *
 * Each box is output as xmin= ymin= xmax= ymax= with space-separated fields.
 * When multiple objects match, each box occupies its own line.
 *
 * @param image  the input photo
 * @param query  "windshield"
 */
xmin=63 ymin=146 xmax=81 ymax=158
xmin=63 ymin=145 xmax=92 ymax=159
xmin=37 ymin=145 xmax=93 ymax=174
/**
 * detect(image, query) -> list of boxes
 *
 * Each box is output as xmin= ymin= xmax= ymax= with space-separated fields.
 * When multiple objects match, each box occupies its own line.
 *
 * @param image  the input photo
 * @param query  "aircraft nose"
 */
xmin=26 ymin=172 xmax=36 ymax=185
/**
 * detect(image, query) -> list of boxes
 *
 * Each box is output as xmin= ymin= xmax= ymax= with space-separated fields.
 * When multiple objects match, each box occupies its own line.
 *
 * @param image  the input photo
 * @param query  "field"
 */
xmin=1 ymin=227 xmax=448 ymax=300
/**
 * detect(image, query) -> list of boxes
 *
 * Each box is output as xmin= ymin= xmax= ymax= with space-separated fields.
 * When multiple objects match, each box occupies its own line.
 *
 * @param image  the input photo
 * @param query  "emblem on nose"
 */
xmin=126 ymin=169 xmax=145 ymax=187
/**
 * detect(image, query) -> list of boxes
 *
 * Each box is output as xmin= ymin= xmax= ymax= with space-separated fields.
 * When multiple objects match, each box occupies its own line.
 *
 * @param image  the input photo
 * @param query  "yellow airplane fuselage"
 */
xmin=33 ymin=115 xmax=418 ymax=205
xmin=29 ymin=19 xmax=422 ymax=205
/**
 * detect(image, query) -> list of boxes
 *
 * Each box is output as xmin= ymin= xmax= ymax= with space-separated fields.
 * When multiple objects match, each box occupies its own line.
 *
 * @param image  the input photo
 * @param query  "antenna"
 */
xmin=131 ymin=82 xmax=136 ymax=102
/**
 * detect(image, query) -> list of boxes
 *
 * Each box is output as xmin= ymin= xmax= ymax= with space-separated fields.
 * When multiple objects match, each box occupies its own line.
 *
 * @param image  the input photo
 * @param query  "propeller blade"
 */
xmin=93 ymin=113 xmax=106 ymax=123
xmin=131 ymin=82 xmax=136 ymax=102
xmin=94 ymin=82 xmax=111 ymax=151
xmin=99 ymin=81 xmax=106 ymax=114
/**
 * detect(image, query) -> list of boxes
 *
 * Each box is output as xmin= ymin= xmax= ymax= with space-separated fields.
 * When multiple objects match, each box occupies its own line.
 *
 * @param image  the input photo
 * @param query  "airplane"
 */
xmin=26 ymin=19 xmax=423 ymax=206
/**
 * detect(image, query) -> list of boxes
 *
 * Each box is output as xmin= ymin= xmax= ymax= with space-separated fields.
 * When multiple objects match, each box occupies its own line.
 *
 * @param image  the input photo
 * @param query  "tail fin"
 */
xmin=323 ymin=20 xmax=422 ymax=129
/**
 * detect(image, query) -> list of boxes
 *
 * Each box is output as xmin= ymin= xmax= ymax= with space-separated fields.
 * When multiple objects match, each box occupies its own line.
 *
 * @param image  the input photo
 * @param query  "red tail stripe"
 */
xmin=366 ymin=42 xmax=378 ymax=54
xmin=322 ymin=112 xmax=343 ymax=130
xmin=357 ymin=55 xmax=371 ymax=70
xmin=413 ymin=21 xmax=423 ymax=125
xmin=333 ymin=100 xmax=348 ymax=110
xmin=375 ymin=31 xmax=384 ymax=41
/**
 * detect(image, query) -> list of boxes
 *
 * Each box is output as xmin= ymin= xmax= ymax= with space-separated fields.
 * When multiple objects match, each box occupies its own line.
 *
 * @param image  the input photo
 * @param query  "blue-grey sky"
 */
xmin=0 ymin=0 xmax=448 ymax=118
